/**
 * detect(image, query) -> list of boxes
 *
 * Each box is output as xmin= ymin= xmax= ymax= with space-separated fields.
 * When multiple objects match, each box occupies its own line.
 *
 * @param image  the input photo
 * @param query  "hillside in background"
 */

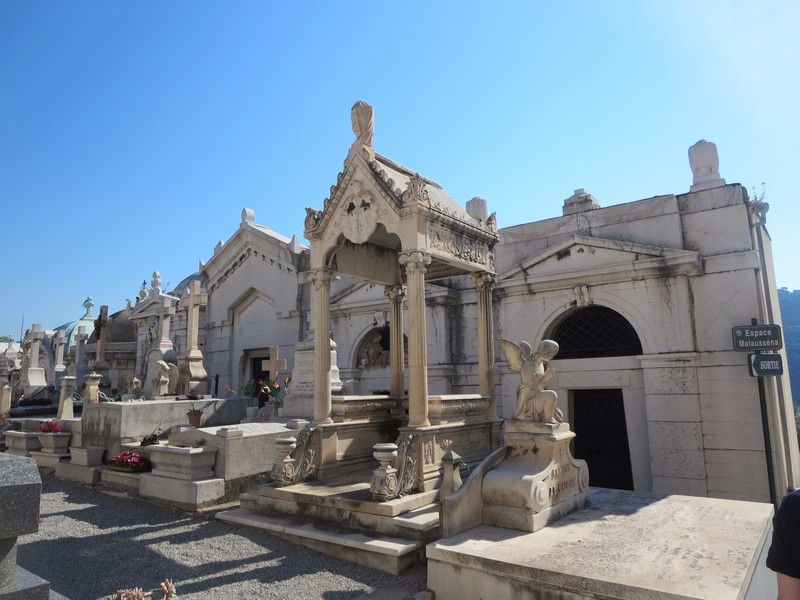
xmin=778 ymin=288 xmax=800 ymax=408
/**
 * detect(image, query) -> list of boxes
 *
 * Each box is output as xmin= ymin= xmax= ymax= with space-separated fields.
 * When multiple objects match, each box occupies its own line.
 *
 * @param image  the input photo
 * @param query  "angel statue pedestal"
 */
xmin=480 ymin=338 xmax=590 ymax=533
xmin=481 ymin=419 xmax=590 ymax=532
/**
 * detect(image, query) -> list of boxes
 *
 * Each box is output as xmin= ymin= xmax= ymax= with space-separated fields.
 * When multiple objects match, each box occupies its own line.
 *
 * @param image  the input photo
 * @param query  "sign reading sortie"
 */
xmin=731 ymin=325 xmax=783 ymax=352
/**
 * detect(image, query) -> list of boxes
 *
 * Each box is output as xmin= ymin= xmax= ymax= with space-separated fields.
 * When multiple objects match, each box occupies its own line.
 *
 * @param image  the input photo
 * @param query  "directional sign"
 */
xmin=749 ymin=353 xmax=784 ymax=377
xmin=732 ymin=325 xmax=783 ymax=352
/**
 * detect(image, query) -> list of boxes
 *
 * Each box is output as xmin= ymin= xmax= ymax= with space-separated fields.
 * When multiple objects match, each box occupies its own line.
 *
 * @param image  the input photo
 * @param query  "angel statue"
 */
xmin=499 ymin=338 xmax=563 ymax=423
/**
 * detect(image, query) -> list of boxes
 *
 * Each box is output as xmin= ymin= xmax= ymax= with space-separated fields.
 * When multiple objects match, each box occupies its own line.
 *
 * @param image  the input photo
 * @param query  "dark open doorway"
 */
xmin=571 ymin=388 xmax=634 ymax=490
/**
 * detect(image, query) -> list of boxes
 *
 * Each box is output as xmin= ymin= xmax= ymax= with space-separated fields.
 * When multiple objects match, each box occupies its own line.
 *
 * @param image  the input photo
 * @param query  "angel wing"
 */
xmin=499 ymin=338 xmax=532 ymax=373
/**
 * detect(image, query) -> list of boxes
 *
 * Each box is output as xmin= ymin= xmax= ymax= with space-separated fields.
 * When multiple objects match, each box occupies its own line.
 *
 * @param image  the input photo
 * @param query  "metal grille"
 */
xmin=552 ymin=306 xmax=642 ymax=359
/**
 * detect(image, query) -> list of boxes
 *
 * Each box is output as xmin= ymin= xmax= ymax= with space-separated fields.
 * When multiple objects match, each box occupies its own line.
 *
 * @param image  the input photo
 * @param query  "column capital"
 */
xmin=309 ymin=268 xmax=335 ymax=291
xmin=398 ymin=250 xmax=432 ymax=273
xmin=384 ymin=284 xmax=407 ymax=302
xmin=471 ymin=271 xmax=496 ymax=290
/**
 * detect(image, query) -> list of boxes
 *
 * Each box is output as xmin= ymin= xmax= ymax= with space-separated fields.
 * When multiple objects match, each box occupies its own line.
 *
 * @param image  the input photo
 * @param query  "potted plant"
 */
xmin=106 ymin=450 xmax=152 ymax=472
xmin=256 ymin=376 xmax=291 ymax=419
xmin=186 ymin=401 xmax=204 ymax=427
xmin=37 ymin=420 xmax=71 ymax=453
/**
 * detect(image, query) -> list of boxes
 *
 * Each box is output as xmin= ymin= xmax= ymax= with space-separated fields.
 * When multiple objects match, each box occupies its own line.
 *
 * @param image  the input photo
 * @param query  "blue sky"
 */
xmin=1 ymin=1 xmax=798 ymax=338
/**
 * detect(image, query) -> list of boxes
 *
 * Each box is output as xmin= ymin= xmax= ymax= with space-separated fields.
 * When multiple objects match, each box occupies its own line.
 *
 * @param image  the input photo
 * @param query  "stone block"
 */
xmin=649 ymin=448 xmax=706 ymax=479
xmin=0 ymin=455 xmax=41 ymax=539
xmin=642 ymin=367 xmax=699 ymax=395
xmin=139 ymin=474 xmax=225 ymax=510
xmin=99 ymin=468 xmax=140 ymax=491
xmin=647 ymin=421 xmax=702 ymax=451
xmin=652 ymin=475 xmax=708 ymax=496
xmin=54 ymin=461 xmax=101 ymax=485
xmin=429 ymin=487 xmax=773 ymax=600
xmin=144 ymin=444 xmax=218 ymax=481
xmin=29 ymin=452 xmax=70 ymax=469
xmin=644 ymin=394 xmax=701 ymax=422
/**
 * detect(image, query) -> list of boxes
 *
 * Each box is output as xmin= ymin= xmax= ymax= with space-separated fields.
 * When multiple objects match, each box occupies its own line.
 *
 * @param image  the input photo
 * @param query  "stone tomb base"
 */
xmin=427 ymin=488 xmax=776 ymax=600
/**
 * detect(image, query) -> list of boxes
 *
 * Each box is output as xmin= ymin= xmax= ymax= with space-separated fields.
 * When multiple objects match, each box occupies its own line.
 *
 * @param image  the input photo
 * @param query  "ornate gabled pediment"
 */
xmin=498 ymin=235 xmax=703 ymax=288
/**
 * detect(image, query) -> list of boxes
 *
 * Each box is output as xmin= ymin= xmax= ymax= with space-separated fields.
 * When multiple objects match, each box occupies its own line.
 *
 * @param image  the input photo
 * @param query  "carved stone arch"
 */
xmin=353 ymin=325 xmax=408 ymax=370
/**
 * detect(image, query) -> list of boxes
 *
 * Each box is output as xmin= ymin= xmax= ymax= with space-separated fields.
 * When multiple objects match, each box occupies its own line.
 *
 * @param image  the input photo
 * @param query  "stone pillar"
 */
xmin=93 ymin=305 xmax=109 ymax=369
xmin=384 ymin=285 xmax=406 ymax=400
xmin=72 ymin=326 xmax=89 ymax=381
xmin=399 ymin=251 xmax=431 ymax=428
xmin=310 ymin=269 xmax=334 ymax=425
xmin=177 ymin=280 xmax=208 ymax=394
xmin=52 ymin=330 xmax=67 ymax=390
xmin=83 ymin=372 xmax=103 ymax=404
xmin=472 ymin=272 xmax=497 ymax=419
xmin=0 ymin=385 xmax=10 ymax=415
xmin=144 ymin=298 xmax=176 ymax=397
xmin=56 ymin=376 xmax=76 ymax=420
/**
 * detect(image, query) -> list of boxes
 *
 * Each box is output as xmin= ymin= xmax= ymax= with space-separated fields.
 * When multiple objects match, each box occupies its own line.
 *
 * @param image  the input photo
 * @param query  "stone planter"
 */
xmin=146 ymin=444 xmax=218 ymax=481
xmin=2 ymin=431 xmax=42 ymax=456
xmin=69 ymin=446 xmax=105 ymax=466
xmin=37 ymin=432 xmax=72 ymax=454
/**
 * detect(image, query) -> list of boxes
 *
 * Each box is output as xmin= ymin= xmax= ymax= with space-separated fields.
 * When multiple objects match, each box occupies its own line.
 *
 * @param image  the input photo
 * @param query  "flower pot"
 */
xmin=186 ymin=409 xmax=204 ymax=427
xmin=37 ymin=432 xmax=72 ymax=454
xmin=245 ymin=406 xmax=259 ymax=419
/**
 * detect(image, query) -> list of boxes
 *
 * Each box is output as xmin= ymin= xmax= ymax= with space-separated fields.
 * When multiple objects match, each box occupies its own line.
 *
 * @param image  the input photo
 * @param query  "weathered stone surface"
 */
xmin=428 ymin=488 xmax=775 ymax=600
xmin=0 ymin=454 xmax=41 ymax=539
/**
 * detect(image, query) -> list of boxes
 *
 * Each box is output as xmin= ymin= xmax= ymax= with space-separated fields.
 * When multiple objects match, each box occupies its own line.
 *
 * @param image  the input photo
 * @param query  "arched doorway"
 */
xmin=551 ymin=306 xmax=643 ymax=491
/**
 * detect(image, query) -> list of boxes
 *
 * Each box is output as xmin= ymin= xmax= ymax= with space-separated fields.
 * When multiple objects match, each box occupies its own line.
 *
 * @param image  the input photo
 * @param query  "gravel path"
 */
xmin=17 ymin=472 xmax=429 ymax=600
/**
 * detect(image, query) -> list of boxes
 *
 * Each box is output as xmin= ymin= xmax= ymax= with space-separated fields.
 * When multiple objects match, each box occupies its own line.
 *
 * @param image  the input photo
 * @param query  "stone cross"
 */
xmin=53 ymin=330 xmax=67 ymax=369
xmin=181 ymin=281 xmax=207 ymax=354
xmin=82 ymin=296 xmax=94 ymax=317
xmin=261 ymin=346 xmax=288 ymax=379
xmin=73 ymin=326 xmax=89 ymax=377
xmin=93 ymin=305 xmax=109 ymax=366
xmin=159 ymin=298 xmax=176 ymax=344
xmin=28 ymin=324 xmax=44 ymax=370
xmin=53 ymin=329 xmax=67 ymax=390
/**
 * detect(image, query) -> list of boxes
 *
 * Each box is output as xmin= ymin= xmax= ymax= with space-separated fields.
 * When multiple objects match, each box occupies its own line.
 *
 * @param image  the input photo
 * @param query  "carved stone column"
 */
xmin=472 ymin=271 xmax=497 ymax=419
xmin=310 ymin=269 xmax=334 ymax=425
xmin=384 ymin=285 xmax=406 ymax=400
xmin=399 ymin=251 xmax=431 ymax=428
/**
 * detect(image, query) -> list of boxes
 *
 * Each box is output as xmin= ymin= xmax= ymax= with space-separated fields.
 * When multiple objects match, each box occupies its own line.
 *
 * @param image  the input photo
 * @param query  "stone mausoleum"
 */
xmin=7 ymin=101 xmax=798 ymax=506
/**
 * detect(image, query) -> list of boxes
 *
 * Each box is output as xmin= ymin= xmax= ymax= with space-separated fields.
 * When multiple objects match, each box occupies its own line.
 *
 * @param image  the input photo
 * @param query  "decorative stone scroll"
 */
xmin=370 ymin=433 xmax=418 ymax=501
xmin=271 ymin=426 xmax=319 ymax=487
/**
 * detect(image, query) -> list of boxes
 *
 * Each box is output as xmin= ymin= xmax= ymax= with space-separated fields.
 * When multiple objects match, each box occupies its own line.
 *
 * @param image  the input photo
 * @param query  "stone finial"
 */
xmin=241 ymin=208 xmax=255 ymax=225
xmin=466 ymin=197 xmax=489 ymax=224
xmin=563 ymin=188 xmax=600 ymax=216
xmin=689 ymin=139 xmax=726 ymax=192
xmin=351 ymin=100 xmax=374 ymax=146
xmin=151 ymin=271 xmax=162 ymax=296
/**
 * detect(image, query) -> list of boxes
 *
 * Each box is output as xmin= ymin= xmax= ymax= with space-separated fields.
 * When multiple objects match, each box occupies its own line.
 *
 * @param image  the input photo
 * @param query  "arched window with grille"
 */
xmin=550 ymin=305 xmax=642 ymax=359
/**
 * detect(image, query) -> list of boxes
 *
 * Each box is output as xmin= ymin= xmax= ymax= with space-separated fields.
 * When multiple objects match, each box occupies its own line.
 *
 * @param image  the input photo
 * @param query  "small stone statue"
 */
xmin=351 ymin=100 xmax=374 ymax=146
xmin=500 ymin=338 xmax=563 ymax=423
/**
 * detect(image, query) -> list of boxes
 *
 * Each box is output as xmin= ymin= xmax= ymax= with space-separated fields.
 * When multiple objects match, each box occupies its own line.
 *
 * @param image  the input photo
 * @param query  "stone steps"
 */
xmin=216 ymin=507 xmax=423 ymax=575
